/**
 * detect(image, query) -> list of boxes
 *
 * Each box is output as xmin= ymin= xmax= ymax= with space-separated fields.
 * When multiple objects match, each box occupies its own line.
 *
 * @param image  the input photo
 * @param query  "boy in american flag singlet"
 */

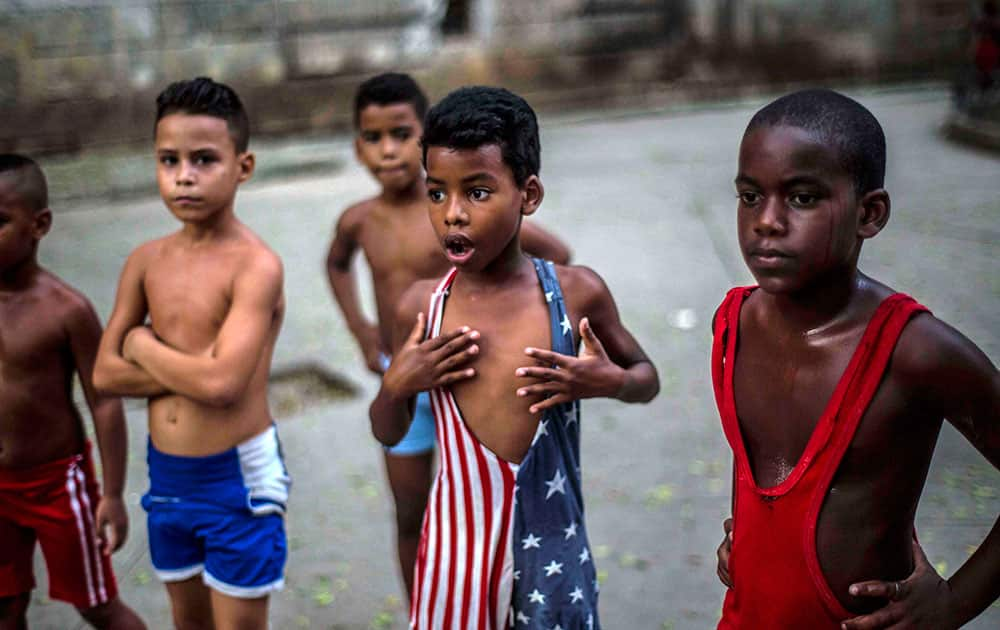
xmin=370 ymin=87 xmax=660 ymax=629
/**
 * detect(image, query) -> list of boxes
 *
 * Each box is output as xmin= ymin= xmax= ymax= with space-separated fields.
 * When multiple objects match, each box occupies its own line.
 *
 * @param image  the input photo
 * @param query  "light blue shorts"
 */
xmin=142 ymin=426 xmax=291 ymax=598
xmin=381 ymin=354 xmax=436 ymax=456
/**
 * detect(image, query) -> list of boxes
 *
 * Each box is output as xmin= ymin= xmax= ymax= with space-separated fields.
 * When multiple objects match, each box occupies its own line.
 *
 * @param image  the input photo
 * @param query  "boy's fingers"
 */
xmin=524 ymin=347 xmax=571 ymax=367
xmin=841 ymin=607 xmax=901 ymax=630
xmin=516 ymin=382 xmax=566 ymax=397
xmin=426 ymin=325 xmax=473 ymax=350
xmin=406 ymin=312 xmax=426 ymax=344
xmin=579 ymin=317 xmax=607 ymax=354
xmin=723 ymin=517 xmax=733 ymax=535
xmin=436 ymin=346 xmax=479 ymax=372
xmin=435 ymin=368 xmax=476 ymax=387
xmin=848 ymin=580 xmax=898 ymax=599
xmin=434 ymin=332 xmax=479 ymax=359
xmin=515 ymin=366 xmax=566 ymax=381
xmin=528 ymin=393 xmax=570 ymax=414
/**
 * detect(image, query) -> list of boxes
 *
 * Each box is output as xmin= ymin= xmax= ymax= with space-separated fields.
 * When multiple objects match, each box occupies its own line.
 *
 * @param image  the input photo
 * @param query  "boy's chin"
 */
xmin=377 ymin=172 xmax=418 ymax=192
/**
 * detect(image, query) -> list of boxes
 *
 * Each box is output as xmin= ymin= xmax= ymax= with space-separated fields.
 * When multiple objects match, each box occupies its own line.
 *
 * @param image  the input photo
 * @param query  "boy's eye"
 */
xmin=391 ymin=128 xmax=412 ymax=141
xmin=159 ymin=155 xmax=178 ymax=166
xmin=789 ymin=192 xmax=818 ymax=207
xmin=194 ymin=155 xmax=217 ymax=166
xmin=361 ymin=132 xmax=380 ymax=144
xmin=738 ymin=191 xmax=760 ymax=205
xmin=428 ymin=189 xmax=446 ymax=203
xmin=469 ymin=188 xmax=490 ymax=202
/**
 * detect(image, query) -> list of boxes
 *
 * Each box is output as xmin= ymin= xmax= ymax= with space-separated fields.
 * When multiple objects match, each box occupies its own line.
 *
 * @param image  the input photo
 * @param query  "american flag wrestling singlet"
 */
xmin=410 ymin=258 xmax=600 ymax=630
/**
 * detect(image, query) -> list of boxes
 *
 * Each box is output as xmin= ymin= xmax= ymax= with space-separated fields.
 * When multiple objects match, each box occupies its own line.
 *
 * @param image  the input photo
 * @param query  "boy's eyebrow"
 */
xmin=734 ymin=174 xmax=760 ymax=187
xmin=425 ymin=172 xmax=500 ymax=186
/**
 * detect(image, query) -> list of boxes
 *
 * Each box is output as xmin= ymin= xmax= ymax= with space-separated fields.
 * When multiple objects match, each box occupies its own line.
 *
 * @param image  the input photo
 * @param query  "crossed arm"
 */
xmin=95 ymin=245 xmax=284 ymax=407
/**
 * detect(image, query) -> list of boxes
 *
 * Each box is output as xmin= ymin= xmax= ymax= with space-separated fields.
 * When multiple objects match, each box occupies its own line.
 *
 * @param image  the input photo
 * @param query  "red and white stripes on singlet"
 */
xmin=410 ymin=269 xmax=520 ymax=630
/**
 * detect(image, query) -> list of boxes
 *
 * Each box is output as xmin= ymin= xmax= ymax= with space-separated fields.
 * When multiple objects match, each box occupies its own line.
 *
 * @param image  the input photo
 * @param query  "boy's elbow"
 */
xmin=92 ymin=360 xmax=119 ymax=395
xmin=201 ymin=376 xmax=248 ymax=408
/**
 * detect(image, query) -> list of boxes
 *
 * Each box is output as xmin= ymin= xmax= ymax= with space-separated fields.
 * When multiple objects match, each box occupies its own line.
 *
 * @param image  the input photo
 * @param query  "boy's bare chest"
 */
xmin=441 ymin=293 xmax=552 ymax=463
xmin=733 ymin=331 xmax=859 ymax=485
xmin=144 ymin=254 xmax=235 ymax=348
xmin=362 ymin=212 xmax=446 ymax=284
xmin=0 ymin=297 xmax=67 ymax=379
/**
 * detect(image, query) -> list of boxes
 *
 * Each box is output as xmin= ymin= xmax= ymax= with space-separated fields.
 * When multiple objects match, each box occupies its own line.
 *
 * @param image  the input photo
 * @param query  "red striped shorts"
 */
xmin=0 ymin=444 xmax=118 ymax=609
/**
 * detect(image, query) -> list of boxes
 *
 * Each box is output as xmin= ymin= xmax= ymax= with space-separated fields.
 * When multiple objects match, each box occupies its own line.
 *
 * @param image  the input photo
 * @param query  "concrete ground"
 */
xmin=27 ymin=86 xmax=999 ymax=629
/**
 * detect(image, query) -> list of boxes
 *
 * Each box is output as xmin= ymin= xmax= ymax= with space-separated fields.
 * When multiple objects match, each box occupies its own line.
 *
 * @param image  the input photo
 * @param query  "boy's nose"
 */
xmin=444 ymin=197 xmax=469 ymax=225
xmin=176 ymin=161 xmax=195 ymax=185
xmin=753 ymin=197 xmax=787 ymax=235
xmin=380 ymin=137 xmax=398 ymax=157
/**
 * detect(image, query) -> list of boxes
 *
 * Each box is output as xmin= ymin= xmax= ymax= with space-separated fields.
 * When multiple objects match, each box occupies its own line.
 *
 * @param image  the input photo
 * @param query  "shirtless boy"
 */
xmin=0 ymin=155 xmax=145 ymax=629
xmin=94 ymin=78 xmax=289 ymax=630
xmin=326 ymin=73 xmax=570 ymax=599
xmin=712 ymin=89 xmax=999 ymax=629
xmin=369 ymin=86 xmax=659 ymax=629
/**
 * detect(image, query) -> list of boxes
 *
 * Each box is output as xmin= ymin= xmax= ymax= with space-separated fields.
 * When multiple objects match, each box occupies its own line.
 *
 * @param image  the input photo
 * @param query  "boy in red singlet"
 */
xmin=713 ymin=90 xmax=999 ymax=629
xmin=0 ymin=155 xmax=145 ymax=629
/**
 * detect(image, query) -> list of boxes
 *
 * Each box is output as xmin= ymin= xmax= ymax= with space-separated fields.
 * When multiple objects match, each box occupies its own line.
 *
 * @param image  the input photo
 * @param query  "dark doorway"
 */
xmin=442 ymin=0 xmax=470 ymax=36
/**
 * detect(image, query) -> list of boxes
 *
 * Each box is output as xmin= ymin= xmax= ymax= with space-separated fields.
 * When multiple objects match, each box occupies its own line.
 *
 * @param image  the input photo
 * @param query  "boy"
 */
xmin=0 ymin=154 xmax=144 ymax=629
xmin=326 ymin=72 xmax=571 ymax=599
xmin=369 ymin=86 xmax=659 ymax=629
xmin=712 ymin=89 xmax=999 ymax=628
xmin=94 ymin=78 xmax=289 ymax=630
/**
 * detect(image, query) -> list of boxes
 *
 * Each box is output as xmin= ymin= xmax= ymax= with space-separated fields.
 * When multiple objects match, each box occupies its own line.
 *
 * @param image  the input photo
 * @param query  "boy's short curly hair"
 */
xmin=354 ymin=73 xmax=428 ymax=128
xmin=421 ymin=86 xmax=540 ymax=187
xmin=746 ymin=89 xmax=886 ymax=195
xmin=0 ymin=153 xmax=48 ymax=212
xmin=155 ymin=77 xmax=250 ymax=152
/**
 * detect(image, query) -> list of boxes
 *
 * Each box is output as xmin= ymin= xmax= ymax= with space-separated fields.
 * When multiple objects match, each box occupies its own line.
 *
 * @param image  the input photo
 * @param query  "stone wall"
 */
xmin=0 ymin=0 xmax=975 ymax=155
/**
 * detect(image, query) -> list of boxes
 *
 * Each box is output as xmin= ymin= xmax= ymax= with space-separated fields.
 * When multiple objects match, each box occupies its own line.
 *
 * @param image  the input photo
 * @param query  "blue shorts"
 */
xmin=381 ymin=354 xmax=436 ymax=456
xmin=141 ymin=426 xmax=291 ymax=598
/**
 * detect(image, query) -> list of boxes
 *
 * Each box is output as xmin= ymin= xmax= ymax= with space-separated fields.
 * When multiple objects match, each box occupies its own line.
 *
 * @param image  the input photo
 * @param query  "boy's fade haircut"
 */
xmin=422 ymin=86 xmax=540 ymax=187
xmin=354 ymin=72 xmax=429 ymax=128
xmin=155 ymin=77 xmax=250 ymax=152
xmin=746 ymin=88 xmax=886 ymax=195
xmin=0 ymin=153 xmax=48 ymax=212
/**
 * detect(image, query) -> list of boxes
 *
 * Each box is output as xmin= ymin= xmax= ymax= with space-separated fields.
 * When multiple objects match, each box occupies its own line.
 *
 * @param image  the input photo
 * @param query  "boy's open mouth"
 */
xmin=444 ymin=234 xmax=474 ymax=263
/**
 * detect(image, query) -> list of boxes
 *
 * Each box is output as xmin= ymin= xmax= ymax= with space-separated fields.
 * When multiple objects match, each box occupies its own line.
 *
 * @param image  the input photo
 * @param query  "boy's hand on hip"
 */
xmin=717 ymin=517 xmax=734 ymax=588
xmin=95 ymin=495 xmax=128 ymax=555
xmin=383 ymin=312 xmax=479 ymax=399
xmin=842 ymin=539 xmax=959 ymax=630
xmin=516 ymin=317 xmax=626 ymax=413
xmin=356 ymin=323 xmax=387 ymax=375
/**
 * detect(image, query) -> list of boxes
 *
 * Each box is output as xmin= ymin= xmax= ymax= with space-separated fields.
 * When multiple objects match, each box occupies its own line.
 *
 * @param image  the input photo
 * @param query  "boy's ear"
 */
xmin=32 ymin=208 xmax=52 ymax=239
xmin=520 ymin=175 xmax=544 ymax=217
xmin=857 ymin=188 xmax=890 ymax=239
xmin=237 ymin=151 xmax=255 ymax=183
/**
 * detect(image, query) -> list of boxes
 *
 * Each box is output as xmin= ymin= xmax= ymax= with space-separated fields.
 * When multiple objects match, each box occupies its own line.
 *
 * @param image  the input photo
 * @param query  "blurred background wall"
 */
xmin=0 ymin=0 xmax=975 ymax=154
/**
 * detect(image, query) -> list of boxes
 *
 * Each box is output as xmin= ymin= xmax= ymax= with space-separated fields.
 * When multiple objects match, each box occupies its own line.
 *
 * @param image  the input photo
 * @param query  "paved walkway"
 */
xmin=28 ymin=86 xmax=999 ymax=629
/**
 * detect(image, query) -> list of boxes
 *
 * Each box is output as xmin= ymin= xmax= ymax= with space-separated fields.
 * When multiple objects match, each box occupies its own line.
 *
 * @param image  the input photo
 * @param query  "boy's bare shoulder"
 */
xmin=892 ymin=310 xmax=996 ymax=388
xmin=234 ymin=226 xmax=284 ymax=284
xmin=337 ymin=197 xmax=378 ymax=233
xmin=552 ymin=263 xmax=613 ymax=312
xmin=397 ymin=277 xmax=441 ymax=320
xmin=32 ymin=269 xmax=98 ymax=326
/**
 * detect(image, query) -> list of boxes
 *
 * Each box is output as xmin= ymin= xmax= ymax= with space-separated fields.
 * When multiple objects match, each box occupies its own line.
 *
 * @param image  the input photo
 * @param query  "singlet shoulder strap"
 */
xmin=531 ymin=258 xmax=574 ymax=356
xmin=711 ymin=286 xmax=755 ymax=418
xmin=425 ymin=268 xmax=459 ymax=341
xmin=821 ymin=293 xmax=930 ymax=455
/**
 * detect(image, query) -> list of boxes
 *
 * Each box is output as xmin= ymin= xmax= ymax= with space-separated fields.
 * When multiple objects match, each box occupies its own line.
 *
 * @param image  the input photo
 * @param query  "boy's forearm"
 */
xmin=615 ymin=360 xmax=659 ymax=403
xmin=369 ymin=386 xmax=414 ymax=446
xmin=947 ymin=518 xmax=1000 ymax=626
xmin=131 ymin=337 xmax=242 ymax=407
xmin=94 ymin=354 xmax=169 ymax=398
xmin=90 ymin=397 xmax=129 ymax=497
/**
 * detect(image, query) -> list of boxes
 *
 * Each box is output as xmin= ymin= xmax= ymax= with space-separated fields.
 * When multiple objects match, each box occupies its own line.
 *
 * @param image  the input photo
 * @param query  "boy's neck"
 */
xmin=0 ymin=254 xmax=40 ymax=292
xmin=763 ymin=268 xmax=873 ymax=335
xmin=380 ymin=177 xmax=425 ymax=205
xmin=457 ymin=235 xmax=533 ymax=289
xmin=178 ymin=205 xmax=240 ymax=243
